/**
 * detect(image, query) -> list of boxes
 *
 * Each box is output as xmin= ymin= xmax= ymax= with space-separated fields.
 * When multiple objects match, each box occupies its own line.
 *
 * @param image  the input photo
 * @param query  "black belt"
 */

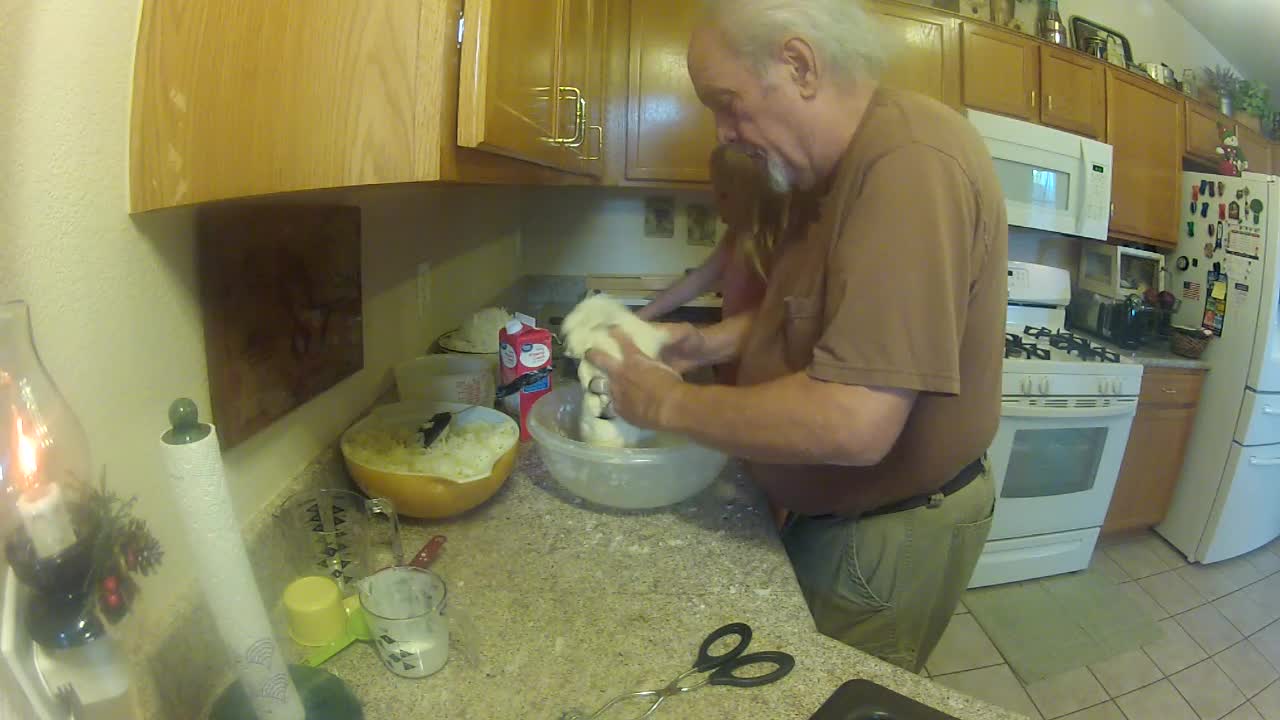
xmin=805 ymin=457 xmax=986 ymax=521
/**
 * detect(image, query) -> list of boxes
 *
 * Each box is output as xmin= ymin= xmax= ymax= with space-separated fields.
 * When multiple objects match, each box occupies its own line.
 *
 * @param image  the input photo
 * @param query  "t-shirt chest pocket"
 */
xmin=782 ymin=295 xmax=823 ymax=369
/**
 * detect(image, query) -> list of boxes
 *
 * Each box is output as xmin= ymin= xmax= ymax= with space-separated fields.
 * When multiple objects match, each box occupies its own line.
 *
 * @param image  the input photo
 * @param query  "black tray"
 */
xmin=810 ymin=680 xmax=961 ymax=720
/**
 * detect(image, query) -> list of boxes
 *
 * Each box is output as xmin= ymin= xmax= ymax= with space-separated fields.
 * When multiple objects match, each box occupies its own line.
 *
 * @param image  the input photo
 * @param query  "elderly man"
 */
xmin=588 ymin=0 xmax=1008 ymax=672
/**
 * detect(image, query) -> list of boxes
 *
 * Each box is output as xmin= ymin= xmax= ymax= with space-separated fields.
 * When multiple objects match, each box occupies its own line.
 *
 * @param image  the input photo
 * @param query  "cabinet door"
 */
xmin=1039 ymin=46 xmax=1105 ymax=139
xmin=557 ymin=0 xmax=608 ymax=176
xmin=626 ymin=0 xmax=716 ymax=182
xmin=962 ymin=24 xmax=1039 ymax=120
xmin=1238 ymin=124 xmax=1272 ymax=175
xmin=130 ymin=0 xmax=422 ymax=212
xmin=1104 ymin=405 xmax=1197 ymax=534
xmin=1106 ymin=70 xmax=1183 ymax=247
xmin=458 ymin=0 xmax=569 ymax=170
xmin=872 ymin=1 xmax=961 ymax=109
xmin=1185 ymin=101 xmax=1231 ymax=164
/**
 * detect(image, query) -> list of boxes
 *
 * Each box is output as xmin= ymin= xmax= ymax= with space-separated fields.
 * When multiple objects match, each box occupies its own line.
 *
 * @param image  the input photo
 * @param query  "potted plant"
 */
xmin=1235 ymin=80 xmax=1271 ymax=133
xmin=1202 ymin=65 xmax=1241 ymax=117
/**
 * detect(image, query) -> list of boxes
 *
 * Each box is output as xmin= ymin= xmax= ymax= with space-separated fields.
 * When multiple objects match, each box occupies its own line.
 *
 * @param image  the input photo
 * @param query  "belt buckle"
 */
xmin=926 ymin=492 xmax=945 ymax=509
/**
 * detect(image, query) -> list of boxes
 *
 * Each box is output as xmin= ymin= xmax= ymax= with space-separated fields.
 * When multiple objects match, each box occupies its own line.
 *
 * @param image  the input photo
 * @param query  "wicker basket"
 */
xmin=1171 ymin=329 xmax=1211 ymax=359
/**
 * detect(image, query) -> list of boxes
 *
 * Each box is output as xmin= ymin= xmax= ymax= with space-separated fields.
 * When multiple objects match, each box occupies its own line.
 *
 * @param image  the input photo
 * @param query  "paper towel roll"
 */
xmin=161 ymin=421 xmax=305 ymax=720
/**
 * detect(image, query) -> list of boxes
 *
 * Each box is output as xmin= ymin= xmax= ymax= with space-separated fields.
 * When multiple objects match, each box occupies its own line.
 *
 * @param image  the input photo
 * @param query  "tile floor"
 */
xmin=923 ymin=532 xmax=1280 ymax=720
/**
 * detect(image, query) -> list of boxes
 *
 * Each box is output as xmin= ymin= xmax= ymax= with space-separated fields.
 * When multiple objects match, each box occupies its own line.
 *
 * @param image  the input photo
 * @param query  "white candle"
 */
xmin=14 ymin=417 xmax=76 ymax=559
xmin=16 ymin=481 xmax=76 ymax=558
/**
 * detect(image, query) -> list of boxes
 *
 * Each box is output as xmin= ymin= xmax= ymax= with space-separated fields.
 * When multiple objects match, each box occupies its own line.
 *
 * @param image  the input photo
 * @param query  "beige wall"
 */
xmin=0 ymin=1 xmax=521 ymax=714
xmin=1057 ymin=0 xmax=1241 ymax=79
xmin=521 ymin=188 xmax=717 ymax=277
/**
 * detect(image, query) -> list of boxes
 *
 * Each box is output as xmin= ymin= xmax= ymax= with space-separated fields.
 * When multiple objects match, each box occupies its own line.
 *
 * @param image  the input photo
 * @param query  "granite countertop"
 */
xmin=306 ymin=450 xmax=1025 ymax=720
xmin=1076 ymin=331 xmax=1211 ymax=371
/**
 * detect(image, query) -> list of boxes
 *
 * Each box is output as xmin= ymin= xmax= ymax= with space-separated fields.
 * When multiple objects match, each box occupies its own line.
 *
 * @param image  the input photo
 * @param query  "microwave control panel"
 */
xmin=1080 ymin=154 xmax=1112 ymax=239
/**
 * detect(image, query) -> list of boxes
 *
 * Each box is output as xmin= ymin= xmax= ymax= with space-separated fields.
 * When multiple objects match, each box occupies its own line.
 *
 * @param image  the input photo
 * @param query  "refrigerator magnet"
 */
xmin=1205 ymin=242 xmax=1216 ymax=258
xmin=1230 ymin=201 xmax=1241 ymax=221
xmin=1202 ymin=202 xmax=1210 ymax=217
xmin=1220 ymin=203 xmax=1227 ymax=220
xmin=1218 ymin=181 xmax=1226 ymax=196
xmin=1193 ymin=185 xmax=1200 ymax=202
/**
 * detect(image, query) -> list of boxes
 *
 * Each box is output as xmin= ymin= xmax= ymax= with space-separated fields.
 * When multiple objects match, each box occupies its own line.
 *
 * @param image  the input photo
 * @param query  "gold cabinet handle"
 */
xmin=1111 ymin=202 xmax=1116 ymax=218
xmin=1162 ymin=387 xmax=1178 ymax=394
xmin=1047 ymin=95 xmax=1054 ymax=111
xmin=1031 ymin=90 xmax=1037 ymax=109
xmin=540 ymin=86 xmax=585 ymax=146
xmin=584 ymin=124 xmax=604 ymax=161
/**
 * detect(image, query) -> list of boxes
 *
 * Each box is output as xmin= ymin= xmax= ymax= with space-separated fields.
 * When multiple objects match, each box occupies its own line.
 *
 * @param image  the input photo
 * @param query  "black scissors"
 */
xmin=573 ymin=623 xmax=795 ymax=719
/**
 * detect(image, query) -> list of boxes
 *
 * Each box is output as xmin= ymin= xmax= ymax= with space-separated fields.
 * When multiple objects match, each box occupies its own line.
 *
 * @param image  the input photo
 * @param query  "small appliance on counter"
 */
xmin=1069 ymin=290 xmax=1169 ymax=349
xmin=1079 ymin=242 xmax=1166 ymax=300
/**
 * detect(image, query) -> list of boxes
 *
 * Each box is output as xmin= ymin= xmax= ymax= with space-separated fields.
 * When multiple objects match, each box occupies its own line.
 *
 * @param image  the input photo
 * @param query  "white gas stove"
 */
xmin=970 ymin=261 xmax=1144 ymax=588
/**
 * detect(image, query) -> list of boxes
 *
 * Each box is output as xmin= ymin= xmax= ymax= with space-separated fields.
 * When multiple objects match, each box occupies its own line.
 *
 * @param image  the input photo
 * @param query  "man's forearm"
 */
xmin=659 ymin=372 xmax=912 ymax=466
xmin=697 ymin=310 xmax=756 ymax=366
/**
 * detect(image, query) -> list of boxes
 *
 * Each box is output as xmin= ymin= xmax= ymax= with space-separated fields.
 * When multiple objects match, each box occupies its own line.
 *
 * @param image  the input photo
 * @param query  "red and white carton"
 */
xmin=498 ymin=316 xmax=553 ymax=441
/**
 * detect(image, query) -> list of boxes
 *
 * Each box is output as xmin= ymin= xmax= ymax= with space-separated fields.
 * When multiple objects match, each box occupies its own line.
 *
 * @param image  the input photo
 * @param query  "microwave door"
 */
xmin=991 ymin=152 xmax=1075 ymax=233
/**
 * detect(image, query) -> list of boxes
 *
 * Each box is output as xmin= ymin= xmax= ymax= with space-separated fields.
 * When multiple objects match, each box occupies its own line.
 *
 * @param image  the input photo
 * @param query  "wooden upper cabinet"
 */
xmin=962 ymin=24 xmax=1039 ymax=121
xmin=1238 ymin=124 xmax=1272 ymax=176
xmin=131 ymin=0 xmax=424 ymax=212
xmin=458 ymin=0 xmax=570 ymax=170
xmin=556 ymin=0 xmax=608 ymax=176
xmin=873 ymin=1 xmax=962 ymax=109
xmin=1106 ymin=69 xmax=1183 ymax=247
xmin=625 ymin=0 xmax=715 ymax=182
xmin=1038 ymin=46 xmax=1106 ymax=139
xmin=1185 ymin=101 xmax=1231 ymax=164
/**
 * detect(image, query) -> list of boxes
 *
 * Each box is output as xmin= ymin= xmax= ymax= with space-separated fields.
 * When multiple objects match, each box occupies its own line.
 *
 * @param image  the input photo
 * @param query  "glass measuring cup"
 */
xmin=357 ymin=566 xmax=449 ymax=678
xmin=278 ymin=488 xmax=403 ymax=594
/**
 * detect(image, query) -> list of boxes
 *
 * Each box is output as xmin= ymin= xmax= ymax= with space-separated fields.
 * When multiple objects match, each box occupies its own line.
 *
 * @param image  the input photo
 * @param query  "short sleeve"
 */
xmin=809 ymin=143 xmax=981 ymax=395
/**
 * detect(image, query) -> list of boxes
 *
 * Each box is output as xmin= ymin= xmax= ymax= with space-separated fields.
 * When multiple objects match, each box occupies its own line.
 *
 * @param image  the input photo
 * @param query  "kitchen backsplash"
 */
xmin=521 ymin=188 xmax=719 ymax=277
xmin=1010 ymin=228 xmax=1086 ymax=286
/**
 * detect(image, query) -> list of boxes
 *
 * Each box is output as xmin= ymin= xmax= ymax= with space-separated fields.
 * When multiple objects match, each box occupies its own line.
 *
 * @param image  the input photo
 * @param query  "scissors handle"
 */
xmin=708 ymin=651 xmax=795 ymax=688
xmin=693 ymin=623 xmax=752 ymax=672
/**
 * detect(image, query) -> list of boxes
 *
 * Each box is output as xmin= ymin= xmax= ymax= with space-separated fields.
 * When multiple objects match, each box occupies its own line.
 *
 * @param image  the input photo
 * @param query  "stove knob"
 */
xmin=1020 ymin=377 xmax=1032 ymax=395
xmin=1111 ymin=379 xmax=1122 ymax=395
xmin=1098 ymin=379 xmax=1110 ymax=395
xmin=1038 ymin=377 xmax=1050 ymax=395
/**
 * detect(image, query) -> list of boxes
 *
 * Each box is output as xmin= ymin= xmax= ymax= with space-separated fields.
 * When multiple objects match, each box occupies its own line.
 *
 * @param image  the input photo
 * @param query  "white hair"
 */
xmin=701 ymin=0 xmax=886 ymax=84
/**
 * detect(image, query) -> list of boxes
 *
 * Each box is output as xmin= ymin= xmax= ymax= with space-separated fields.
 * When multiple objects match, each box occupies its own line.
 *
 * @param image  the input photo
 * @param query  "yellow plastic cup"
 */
xmin=283 ymin=576 xmax=369 ymax=647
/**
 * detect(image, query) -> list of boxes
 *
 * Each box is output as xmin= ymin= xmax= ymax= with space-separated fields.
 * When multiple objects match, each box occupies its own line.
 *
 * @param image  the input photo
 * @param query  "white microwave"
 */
xmin=968 ymin=110 xmax=1114 ymax=241
xmin=1078 ymin=242 xmax=1165 ymax=300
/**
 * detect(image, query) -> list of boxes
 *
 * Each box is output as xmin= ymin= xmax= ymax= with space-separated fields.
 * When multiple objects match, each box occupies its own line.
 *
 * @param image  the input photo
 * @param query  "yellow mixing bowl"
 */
xmin=340 ymin=402 xmax=518 ymax=519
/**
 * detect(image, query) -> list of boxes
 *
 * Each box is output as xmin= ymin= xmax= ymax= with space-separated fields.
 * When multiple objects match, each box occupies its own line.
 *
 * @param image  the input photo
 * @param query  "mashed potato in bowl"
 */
xmin=343 ymin=417 xmax=517 ymax=482
xmin=340 ymin=402 xmax=520 ymax=518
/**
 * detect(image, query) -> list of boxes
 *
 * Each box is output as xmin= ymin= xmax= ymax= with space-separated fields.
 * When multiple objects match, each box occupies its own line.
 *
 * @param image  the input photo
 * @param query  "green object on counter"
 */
xmin=161 ymin=398 xmax=211 ymax=445
xmin=208 ymin=664 xmax=362 ymax=720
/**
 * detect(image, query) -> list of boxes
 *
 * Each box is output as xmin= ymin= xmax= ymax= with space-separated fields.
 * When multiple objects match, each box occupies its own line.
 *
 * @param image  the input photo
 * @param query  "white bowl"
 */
xmin=394 ymin=355 xmax=496 ymax=407
xmin=527 ymin=385 xmax=728 ymax=509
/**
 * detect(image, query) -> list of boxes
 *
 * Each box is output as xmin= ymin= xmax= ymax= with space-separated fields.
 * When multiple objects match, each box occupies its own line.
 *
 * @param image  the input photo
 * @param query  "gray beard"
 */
xmin=763 ymin=152 xmax=792 ymax=193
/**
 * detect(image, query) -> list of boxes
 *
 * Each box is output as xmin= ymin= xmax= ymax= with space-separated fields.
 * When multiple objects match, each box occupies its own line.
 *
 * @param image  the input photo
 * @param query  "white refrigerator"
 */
xmin=1158 ymin=171 xmax=1280 ymax=564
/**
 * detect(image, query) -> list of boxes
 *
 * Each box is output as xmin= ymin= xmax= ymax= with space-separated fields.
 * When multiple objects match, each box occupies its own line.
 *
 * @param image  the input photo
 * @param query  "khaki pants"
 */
xmin=782 ymin=465 xmax=995 ymax=673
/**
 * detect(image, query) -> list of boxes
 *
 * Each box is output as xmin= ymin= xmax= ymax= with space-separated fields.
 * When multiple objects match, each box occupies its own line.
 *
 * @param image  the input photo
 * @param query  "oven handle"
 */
xmin=1000 ymin=403 xmax=1137 ymax=419
xmin=1248 ymin=457 xmax=1280 ymax=466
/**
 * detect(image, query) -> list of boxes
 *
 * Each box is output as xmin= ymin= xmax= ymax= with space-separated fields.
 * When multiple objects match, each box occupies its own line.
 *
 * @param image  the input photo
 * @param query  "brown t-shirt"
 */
xmin=737 ymin=88 xmax=1008 ymax=517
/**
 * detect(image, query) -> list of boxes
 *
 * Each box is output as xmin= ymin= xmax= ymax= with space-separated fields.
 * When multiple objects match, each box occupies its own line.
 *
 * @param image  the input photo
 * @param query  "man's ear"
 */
xmin=781 ymin=37 xmax=819 ymax=98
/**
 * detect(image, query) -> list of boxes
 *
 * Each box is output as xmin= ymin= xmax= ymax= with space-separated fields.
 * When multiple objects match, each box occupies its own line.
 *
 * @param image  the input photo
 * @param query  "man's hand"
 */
xmin=586 ymin=329 xmax=685 ymax=429
xmin=656 ymin=322 xmax=709 ymax=374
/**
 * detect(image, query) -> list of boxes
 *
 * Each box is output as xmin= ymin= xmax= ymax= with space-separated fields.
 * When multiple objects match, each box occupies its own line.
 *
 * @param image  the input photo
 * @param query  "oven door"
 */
xmin=987 ymin=401 xmax=1137 ymax=541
